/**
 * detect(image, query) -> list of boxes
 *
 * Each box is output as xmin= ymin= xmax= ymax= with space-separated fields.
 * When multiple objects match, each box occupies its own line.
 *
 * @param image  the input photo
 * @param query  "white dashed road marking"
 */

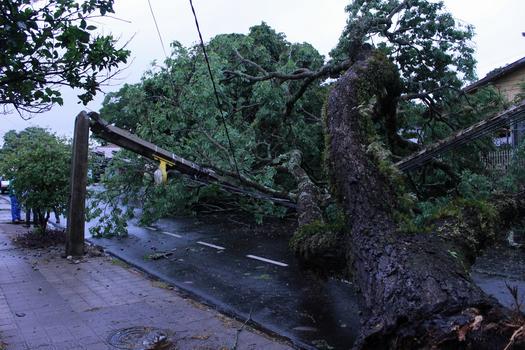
xmin=158 ymin=230 xmax=287 ymax=267
xmin=197 ymin=241 xmax=225 ymax=250
xmin=162 ymin=231 xmax=182 ymax=238
xmin=146 ymin=226 xmax=157 ymax=231
xmin=246 ymin=254 xmax=288 ymax=267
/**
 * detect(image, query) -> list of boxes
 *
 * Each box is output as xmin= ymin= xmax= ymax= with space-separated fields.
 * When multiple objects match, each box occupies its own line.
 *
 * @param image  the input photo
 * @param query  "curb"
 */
xmin=47 ymin=220 xmax=313 ymax=350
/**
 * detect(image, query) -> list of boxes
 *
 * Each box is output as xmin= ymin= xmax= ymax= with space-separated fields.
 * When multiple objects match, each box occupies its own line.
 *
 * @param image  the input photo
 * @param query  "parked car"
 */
xmin=0 ymin=177 xmax=10 ymax=194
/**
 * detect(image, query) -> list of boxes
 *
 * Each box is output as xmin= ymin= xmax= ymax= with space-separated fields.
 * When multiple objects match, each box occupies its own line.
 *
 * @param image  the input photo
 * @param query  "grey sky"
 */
xmin=2 ymin=0 xmax=524 ymax=140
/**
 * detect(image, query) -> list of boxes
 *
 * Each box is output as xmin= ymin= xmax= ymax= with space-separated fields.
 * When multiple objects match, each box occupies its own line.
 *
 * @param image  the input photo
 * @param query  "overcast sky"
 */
xmin=2 ymin=0 xmax=524 ymax=140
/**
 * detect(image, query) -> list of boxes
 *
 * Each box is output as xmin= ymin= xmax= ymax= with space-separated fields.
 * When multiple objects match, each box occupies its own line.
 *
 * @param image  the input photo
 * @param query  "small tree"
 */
xmin=0 ymin=127 xmax=71 ymax=233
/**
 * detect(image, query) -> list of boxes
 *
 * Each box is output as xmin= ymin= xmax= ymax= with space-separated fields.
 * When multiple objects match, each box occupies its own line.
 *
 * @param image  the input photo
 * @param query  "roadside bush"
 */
xmin=0 ymin=128 xmax=71 ymax=233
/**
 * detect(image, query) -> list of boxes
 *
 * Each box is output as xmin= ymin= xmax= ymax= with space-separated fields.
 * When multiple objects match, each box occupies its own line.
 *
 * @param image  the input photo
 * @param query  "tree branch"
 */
xmin=223 ymin=49 xmax=354 ymax=116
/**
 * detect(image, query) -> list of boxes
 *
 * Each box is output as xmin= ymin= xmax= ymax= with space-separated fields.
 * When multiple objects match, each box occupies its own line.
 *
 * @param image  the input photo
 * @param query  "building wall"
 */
xmin=465 ymin=61 xmax=525 ymax=152
xmin=489 ymin=66 xmax=525 ymax=147
xmin=493 ymin=65 xmax=525 ymax=101
xmin=94 ymin=145 xmax=120 ymax=158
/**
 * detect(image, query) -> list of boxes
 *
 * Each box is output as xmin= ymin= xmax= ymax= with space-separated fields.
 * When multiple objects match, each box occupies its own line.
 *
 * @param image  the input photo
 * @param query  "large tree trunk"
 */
xmin=325 ymin=51 xmax=520 ymax=349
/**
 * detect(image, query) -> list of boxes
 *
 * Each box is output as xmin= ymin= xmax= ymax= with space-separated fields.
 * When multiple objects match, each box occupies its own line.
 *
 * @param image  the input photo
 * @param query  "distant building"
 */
xmin=89 ymin=144 xmax=121 ymax=182
xmin=94 ymin=144 xmax=120 ymax=159
xmin=464 ymin=56 xmax=525 ymax=101
xmin=464 ymin=56 xmax=525 ymax=148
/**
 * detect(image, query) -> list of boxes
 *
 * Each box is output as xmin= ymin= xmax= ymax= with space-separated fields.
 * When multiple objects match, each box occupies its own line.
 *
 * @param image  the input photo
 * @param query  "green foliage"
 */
xmin=0 ymin=128 xmax=70 ymax=233
xmin=87 ymin=150 xmax=107 ymax=184
xmin=88 ymin=203 xmax=130 ymax=238
xmin=330 ymin=2 xmax=500 ymax=206
xmin=503 ymin=141 xmax=525 ymax=191
xmin=92 ymin=2 xmax=499 ymax=241
xmin=332 ymin=0 xmax=475 ymax=100
xmin=290 ymin=203 xmax=345 ymax=251
xmin=87 ymin=150 xmax=142 ymax=237
xmin=289 ymin=219 xmax=344 ymax=257
xmin=484 ymin=140 xmax=525 ymax=193
xmin=393 ymin=165 xmax=502 ymax=238
xmin=409 ymin=176 xmax=498 ymax=236
xmin=457 ymin=170 xmax=492 ymax=200
xmin=324 ymin=203 xmax=346 ymax=225
xmin=289 ymin=205 xmax=346 ymax=271
xmin=0 ymin=0 xmax=130 ymax=114
xmin=404 ymin=86 xmax=505 ymax=199
xmin=94 ymin=23 xmax=327 ymax=230
xmin=238 ymin=197 xmax=288 ymax=225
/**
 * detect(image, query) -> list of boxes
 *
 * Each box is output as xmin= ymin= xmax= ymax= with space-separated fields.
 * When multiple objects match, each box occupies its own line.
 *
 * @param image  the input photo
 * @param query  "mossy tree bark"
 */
xmin=284 ymin=149 xmax=324 ymax=227
xmin=283 ymin=150 xmax=346 ymax=270
xmin=325 ymin=50 xmax=518 ymax=349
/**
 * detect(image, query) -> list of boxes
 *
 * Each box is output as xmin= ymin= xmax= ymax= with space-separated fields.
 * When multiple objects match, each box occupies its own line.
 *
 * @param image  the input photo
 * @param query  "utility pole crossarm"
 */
xmin=88 ymin=112 xmax=296 ymax=208
xmin=88 ymin=112 xmax=221 ymax=182
xmin=396 ymin=99 xmax=525 ymax=172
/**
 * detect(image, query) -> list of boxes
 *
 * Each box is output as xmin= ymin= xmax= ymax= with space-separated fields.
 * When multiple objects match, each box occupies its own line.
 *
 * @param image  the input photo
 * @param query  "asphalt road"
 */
xmin=5 ymin=190 xmax=524 ymax=349
xmin=85 ymin=215 xmax=363 ymax=350
xmin=49 ymin=196 xmax=524 ymax=349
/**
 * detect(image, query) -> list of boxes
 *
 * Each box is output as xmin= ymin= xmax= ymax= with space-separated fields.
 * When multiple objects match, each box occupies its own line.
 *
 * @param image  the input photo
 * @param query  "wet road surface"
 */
xmin=86 ymin=216 xmax=362 ymax=350
xmin=471 ymin=243 xmax=525 ymax=309
xmin=81 ymin=211 xmax=525 ymax=349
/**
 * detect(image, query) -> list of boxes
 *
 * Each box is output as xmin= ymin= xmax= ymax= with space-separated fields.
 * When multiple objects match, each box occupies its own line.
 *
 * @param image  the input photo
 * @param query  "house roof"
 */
xmin=464 ymin=56 xmax=525 ymax=93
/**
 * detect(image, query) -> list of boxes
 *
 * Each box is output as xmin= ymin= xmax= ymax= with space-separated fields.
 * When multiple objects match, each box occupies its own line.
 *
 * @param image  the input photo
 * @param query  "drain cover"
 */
xmin=107 ymin=326 xmax=172 ymax=349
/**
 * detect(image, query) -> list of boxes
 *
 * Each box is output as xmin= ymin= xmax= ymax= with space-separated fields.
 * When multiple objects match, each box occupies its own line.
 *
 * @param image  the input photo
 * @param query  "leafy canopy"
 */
xmin=0 ymin=0 xmax=130 ymax=114
xmin=90 ymin=22 xmax=327 ymax=232
xmin=92 ymin=2 xmax=509 ymax=234
xmin=332 ymin=0 xmax=476 ymax=99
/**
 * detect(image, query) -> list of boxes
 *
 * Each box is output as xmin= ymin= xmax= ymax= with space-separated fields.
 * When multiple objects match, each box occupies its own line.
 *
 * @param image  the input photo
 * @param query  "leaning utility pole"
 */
xmin=66 ymin=111 xmax=90 ymax=256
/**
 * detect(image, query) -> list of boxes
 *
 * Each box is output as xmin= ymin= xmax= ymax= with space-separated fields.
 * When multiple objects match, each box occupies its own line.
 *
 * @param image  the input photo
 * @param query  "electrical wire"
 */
xmin=397 ymin=102 xmax=525 ymax=172
xmin=147 ymin=0 xmax=168 ymax=58
xmin=188 ymin=0 xmax=242 ymax=180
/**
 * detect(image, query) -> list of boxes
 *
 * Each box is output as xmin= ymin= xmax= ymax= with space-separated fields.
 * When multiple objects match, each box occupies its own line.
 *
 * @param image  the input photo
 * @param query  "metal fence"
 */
xmin=480 ymin=148 xmax=525 ymax=171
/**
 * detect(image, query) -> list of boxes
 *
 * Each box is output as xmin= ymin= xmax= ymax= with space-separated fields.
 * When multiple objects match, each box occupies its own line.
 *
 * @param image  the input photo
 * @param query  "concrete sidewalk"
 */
xmin=0 ymin=197 xmax=292 ymax=350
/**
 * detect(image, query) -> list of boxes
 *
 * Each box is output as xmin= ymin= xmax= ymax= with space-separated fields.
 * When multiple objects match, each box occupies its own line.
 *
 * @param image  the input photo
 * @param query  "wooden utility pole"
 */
xmin=66 ymin=111 xmax=90 ymax=256
xmin=89 ymin=113 xmax=295 ymax=207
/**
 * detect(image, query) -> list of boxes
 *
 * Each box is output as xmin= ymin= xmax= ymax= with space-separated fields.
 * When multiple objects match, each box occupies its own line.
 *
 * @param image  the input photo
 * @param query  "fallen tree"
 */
xmin=321 ymin=48 xmax=524 ymax=349
xmin=93 ymin=2 xmax=525 ymax=346
xmin=277 ymin=43 xmax=524 ymax=347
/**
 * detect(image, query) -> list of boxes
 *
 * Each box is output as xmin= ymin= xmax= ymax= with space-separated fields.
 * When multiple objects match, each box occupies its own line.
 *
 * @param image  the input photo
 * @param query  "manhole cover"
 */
xmin=107 ymin=326 xmax=172 ymax=349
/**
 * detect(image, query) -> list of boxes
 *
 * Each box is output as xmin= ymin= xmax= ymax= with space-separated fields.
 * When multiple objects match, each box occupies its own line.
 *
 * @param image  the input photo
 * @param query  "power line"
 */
xmin=397 ymin=101 xmax=525 ymax=172
xmin=146 ymin=0 xmax=242 ymax=180
xmin=188 ymin=0 xmax=242 ymax=180
xmin=147 ymin=0 xmax=168 ymax=58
